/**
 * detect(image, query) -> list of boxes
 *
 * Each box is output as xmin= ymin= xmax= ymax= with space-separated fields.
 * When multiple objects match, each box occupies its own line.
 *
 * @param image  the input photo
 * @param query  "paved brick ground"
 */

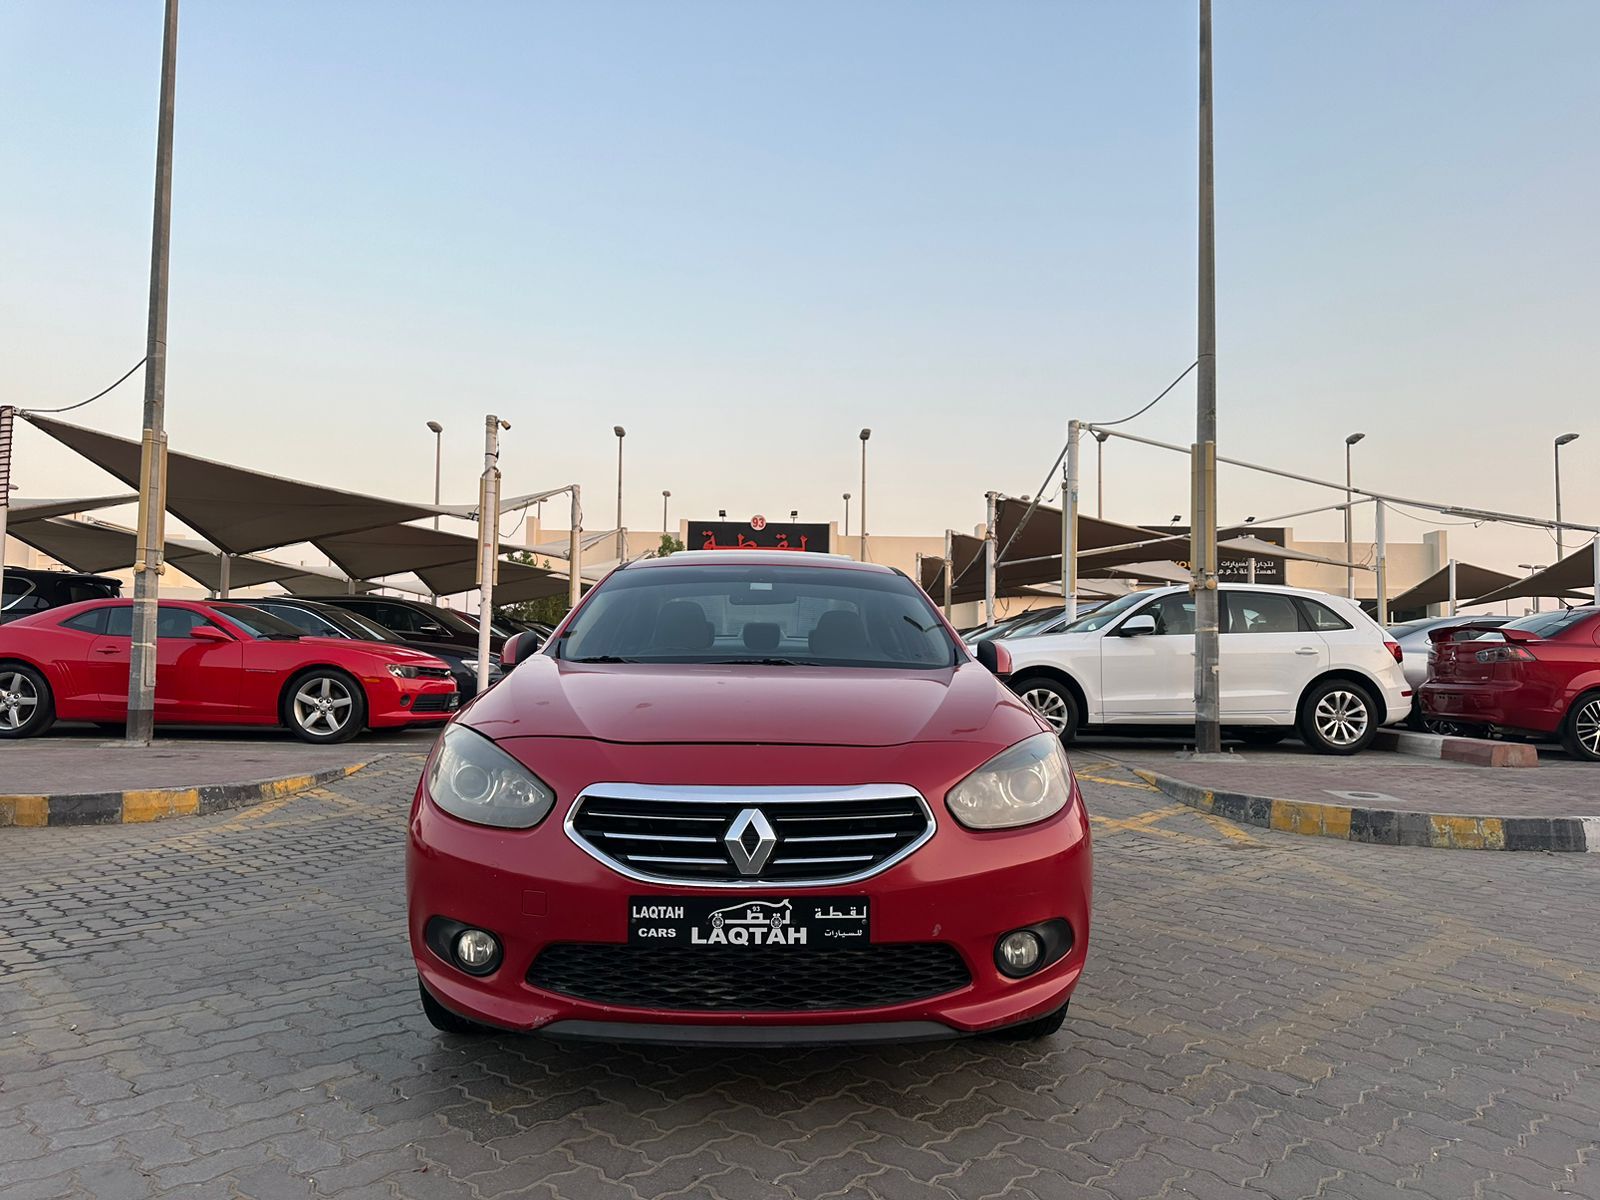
xmin=1101 ymin=738 xmax=1600 ymax=817
xmin=2 ymin=751 xmax=1597 ymax=1198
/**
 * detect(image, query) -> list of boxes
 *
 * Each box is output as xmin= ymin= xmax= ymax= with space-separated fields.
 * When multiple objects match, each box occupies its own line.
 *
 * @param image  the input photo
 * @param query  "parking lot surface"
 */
xmin=2 ymin=748 xmax=1597 ymax=1199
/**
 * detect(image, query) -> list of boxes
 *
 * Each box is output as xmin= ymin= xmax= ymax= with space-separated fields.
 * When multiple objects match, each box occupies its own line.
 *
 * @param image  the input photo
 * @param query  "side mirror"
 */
xmin=191 ymin=626 xmax=231 ymax=643
xmin=975 ymin=639 xmax=1012 ymax=676
xmin=1118 ymin=614 xmax=1158 ymax=637
xmin=418 ymin=621 xmax=446 ymax=635
xmin=500 ymin=630 xmax=537 ymax=671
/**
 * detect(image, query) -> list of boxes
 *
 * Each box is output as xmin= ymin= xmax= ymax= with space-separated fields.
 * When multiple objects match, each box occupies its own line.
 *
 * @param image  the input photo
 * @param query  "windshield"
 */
xmin=1055 ymin=590 xmax=1146 ymax=633
xmin=329 ymin=607 xmax=404 ymax=643
xmin=553 ymin=563 xmax=959 ymax=669
xmin=212 ymin=604 xmax=304 ymax=640
xmin=1499 ymin=607 xmax=1597 ymax=639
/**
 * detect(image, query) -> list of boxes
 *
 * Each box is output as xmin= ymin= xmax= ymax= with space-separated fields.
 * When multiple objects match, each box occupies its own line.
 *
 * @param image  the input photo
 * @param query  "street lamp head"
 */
xmin=1556 ymin=433 xmax=1580 ymax=447
xmin=859 ymin=428 xmax=872 ymax=441
xmin=843 ymin=492 xmax=851 ymax=500
xmin=1093 ymin=430 xmax=1111 ymax=443
xmin=662 ymin=489 xmax=671 ymax=498
xmin=426 ymin=420 xmax=443 ymax=434
xmin=1345 ymin=432 xmax=1366 ymax=446
xmin=718 ymin=509 xmax=727 ymax=518
xmin=614 ymin=425 xmax=626 ymax=439
xmin=790 ymin=510 xmax=798 ymax=520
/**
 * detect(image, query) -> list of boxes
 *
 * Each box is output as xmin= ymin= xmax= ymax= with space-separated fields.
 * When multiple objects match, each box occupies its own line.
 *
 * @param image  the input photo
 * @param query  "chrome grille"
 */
xmin=566 ymin=784 xmax=934 ymax=887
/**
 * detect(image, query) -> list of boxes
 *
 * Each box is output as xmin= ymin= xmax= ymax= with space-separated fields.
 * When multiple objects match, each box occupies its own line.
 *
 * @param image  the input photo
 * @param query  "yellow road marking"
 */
xmin=1076 ymin=772 xmax=1159 ymax=791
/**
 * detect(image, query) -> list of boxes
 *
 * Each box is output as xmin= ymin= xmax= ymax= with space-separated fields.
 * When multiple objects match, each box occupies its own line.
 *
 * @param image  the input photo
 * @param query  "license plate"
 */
xmin=447 ymin=694 xmax=460 ymax=710
xmin=629 ymin=896 xmax=869 ymax=948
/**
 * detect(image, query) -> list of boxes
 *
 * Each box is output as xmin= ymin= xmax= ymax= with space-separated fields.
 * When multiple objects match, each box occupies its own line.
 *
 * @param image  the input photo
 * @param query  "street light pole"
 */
xmin=1519 ymin=565 xmax=1547 ymax=614
xmin=1555 ymin=433 xmax=1579 ymax=561
xmin=127 ymin=0 xmax=180 ymax=747
xmin=842 ymin=493 xmax=851 ymax=538
xmin=613 ymin=426 xmax=626 ymax=562
xmin=1191 ymin=0 xmax=1222 ymax=755
xmin=1344 ymin=432 xmax=1365 ymax=600
xmin=661 ymin=489 xmax=671 ymax=537
xmin=858 ymin=429 xmax=871 ymax=562
xmin=1094 ymin=430 xmax=1110 ymax=518
xmin=427 ymin=421 xmax=443 ymax=530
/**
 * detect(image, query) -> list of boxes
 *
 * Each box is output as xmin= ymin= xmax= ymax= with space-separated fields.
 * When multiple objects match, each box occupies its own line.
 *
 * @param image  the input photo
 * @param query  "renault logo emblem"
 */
xmin=724 ymin=808 xmax=777 ymax=876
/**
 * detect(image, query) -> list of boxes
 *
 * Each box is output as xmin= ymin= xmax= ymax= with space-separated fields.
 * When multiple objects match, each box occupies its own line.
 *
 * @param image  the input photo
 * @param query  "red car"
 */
xmin=0 ymin=598 xmax=459 ymax=743
xmin=408 ymin=551 xmax=1092 ymax=1045
xmin=1420 ymin=606 xmax=1600 ymax=760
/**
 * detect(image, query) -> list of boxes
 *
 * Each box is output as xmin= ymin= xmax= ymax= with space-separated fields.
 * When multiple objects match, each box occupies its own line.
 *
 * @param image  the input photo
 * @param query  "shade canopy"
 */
xmin=1087 ymin=560 xmax=1193 ymax=585
xmin=26 ymin=415 xmax=446 ymax=555
xmin=1387 ymin=563 xmax=1520 ymax=612
xmin=524 ymin=529 xmax=617 ymax=559
xmin=1468 ymin=545 xmax=1600 ymax=606
xmin=10 ymin=494 xmax=137 ymax=522
xmin=1217 ymin=535 xmax=1363 ymax=570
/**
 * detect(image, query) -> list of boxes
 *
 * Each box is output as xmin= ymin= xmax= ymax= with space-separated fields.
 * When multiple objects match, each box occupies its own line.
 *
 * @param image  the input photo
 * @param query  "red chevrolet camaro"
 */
xmin=0 ymin=598 xmax=459 ymax=742
xmin=1421 ymin=605 xmax=1600 ymax=760
xmin=408 ymin=551 xmax=1092 ymax=1045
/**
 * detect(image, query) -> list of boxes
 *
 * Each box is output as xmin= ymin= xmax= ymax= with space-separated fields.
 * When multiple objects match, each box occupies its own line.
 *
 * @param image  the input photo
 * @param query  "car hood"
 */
xmin=460 ymin=656 xmax=1042 ymax=747
xmin=305 ymin=638 xmax=448 ymax=667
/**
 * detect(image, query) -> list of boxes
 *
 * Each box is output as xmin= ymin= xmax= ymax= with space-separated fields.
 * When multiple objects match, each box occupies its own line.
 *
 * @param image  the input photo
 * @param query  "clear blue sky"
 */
xmin=4 ymin=1 xmax=1597 ymax=570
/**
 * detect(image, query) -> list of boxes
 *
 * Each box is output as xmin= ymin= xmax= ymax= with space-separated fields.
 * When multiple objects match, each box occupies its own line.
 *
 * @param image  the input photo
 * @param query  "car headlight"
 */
xmin=460 ymin=659 xmax=479 ymax=671
xmin=426 ymin=724 xmax=556 ymax=829
xmin=387 ymin=663 xmax=420 ymax=678
xmin=946 ymin=733 xmax=1074 ymax=830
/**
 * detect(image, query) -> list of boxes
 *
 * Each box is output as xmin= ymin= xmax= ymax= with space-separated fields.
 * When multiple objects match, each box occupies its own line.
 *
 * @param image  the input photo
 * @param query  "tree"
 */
xmin=657 ymin=533 xmax=685 ymax=558
xmin=498 ymin=550 xmax=572 ymax=626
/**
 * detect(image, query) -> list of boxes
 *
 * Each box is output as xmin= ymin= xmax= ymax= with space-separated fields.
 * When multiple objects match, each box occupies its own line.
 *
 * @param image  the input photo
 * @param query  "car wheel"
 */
xmin=1560 ymin=691 xmax=1600 ymax=762
xmin=418 ymin=980 xmax=493 ymax=1035
xmin=1235 ymin=728 xmax=1288 ymax=747
xmin=0 ymin=664 xmax=55 ymax=739
xmin=1014 ymin=677 xmax=1080 ymax=743
xmin=1297 ymin=680 xmax=1377 ymax=755
xmin=282 ymin=670 xmax=366 ymax=744
xmin=990 ymin=999 xmax=1069 ymax=1041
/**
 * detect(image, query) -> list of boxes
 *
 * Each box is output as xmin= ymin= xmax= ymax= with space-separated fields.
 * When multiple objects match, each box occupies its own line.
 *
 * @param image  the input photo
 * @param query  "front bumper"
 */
xmin=367 ymin=676 xmax=459 ymax=728
xmin=407 ymin=739 xmax=1092 ymax=1040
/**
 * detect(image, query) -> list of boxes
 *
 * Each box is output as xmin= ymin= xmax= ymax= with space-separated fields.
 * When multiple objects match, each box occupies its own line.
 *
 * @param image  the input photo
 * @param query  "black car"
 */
xmin=317 ymin=596 xmax=508 ymax=655
xmin=2 ymin=566 xmax=122 ymax=624
xmin=241 ymin=596 xmax=501 ymax=699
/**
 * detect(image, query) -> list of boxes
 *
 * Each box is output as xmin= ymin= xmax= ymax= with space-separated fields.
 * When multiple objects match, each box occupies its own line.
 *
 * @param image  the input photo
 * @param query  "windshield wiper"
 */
xmin=703 ymin=657 xmax=807 ymax=666
xmin=567 ymin=655 xmax=640 ymax=664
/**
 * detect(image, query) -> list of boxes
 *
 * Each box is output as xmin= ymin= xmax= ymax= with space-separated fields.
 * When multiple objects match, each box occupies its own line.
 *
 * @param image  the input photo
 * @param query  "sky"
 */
xmin=4 ymin=0 xmax=1598 ymax=574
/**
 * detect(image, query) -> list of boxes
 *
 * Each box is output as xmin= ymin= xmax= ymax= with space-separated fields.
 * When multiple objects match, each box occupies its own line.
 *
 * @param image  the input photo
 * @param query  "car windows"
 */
xmin=103 ymin=606 xmax=133 ymax=637
xmin=1146 ymin=594 xmax=1196 ymax=636
xmin=1 ymin=579 xmax=46 ymax=612
xmin=1297 ymin=598 xmax=1353 ymax=632
xmin=156 ymin=609 xmax=216 ymax=639
xmin=1501 ymin=607 xmax=1597 ymax=640
xmin=256 ymin=604 xmax=342 ymax=637
xmin=1224 ymin=593 xmax=1301 ymax=634
xmin=60 ymin=609 xmax=109 ymax=634
xmin=365 ymin=603 xmax=429 ymax=634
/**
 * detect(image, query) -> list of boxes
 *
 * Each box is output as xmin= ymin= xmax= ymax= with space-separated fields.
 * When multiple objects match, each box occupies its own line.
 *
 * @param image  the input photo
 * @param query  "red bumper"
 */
xmin=365 ymin=675 xmax=459 ymax=729
xmin=407 ymin=738 xmax=1092 ymax=1041
xmin=1419 ymin=679 xmax=1562 ymax=735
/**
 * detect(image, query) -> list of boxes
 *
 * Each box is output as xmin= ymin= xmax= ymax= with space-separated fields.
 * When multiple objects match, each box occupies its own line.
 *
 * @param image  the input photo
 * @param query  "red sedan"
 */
xmin=408 ymin=551 xmax=1092 ymax=1045
xmin=1420 ymin=606 xmax=1600 ymax=760
xmin=0 ymin=598 xmax=459 ymax=743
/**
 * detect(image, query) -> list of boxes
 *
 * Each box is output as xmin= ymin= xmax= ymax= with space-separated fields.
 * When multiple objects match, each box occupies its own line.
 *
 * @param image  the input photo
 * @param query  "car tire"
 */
xmin=990 ymin=999 xmax=1069 ymax=1041
xmin=0 ymin=663 xmax=56 ymax=739
xmin=281 ymin=669 xmax=367 ymax=744
xmin=1235 ymin=728 xmax=1289 ymax=747
xmin=1560 ymin=691 xmax=1600 ymax=762
xmin=1012 ymin=677 xmax=1080 ymax=743
xmin=418 ymin=980 xmax=493 ymax=1036
xmin=1297 ymin=679 xmax=1378 ymax=756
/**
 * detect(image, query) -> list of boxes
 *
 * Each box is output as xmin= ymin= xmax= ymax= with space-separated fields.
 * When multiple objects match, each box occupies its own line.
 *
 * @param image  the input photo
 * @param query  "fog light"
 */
xmin=454 ymin=929 xmax=499 ymax=972
xmin=996 ymin=930 xmax=1045 ymax=977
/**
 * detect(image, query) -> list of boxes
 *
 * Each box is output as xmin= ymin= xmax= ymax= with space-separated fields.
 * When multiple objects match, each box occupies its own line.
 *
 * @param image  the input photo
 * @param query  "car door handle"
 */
xmin=1295 ymin=647 xmax=1318 ymax=656
xmin=93 ymin=648 xmax=121 ymax=656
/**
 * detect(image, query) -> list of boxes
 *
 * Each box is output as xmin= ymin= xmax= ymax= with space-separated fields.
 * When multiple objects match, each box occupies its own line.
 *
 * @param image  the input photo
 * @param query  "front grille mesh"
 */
xmin=528 ymin=943 xmax=971 ymax=1011
xmin=411 ymin=693 xmax=456 ymax=713
xmin=569 ymin=790 xmax=931 ymax=883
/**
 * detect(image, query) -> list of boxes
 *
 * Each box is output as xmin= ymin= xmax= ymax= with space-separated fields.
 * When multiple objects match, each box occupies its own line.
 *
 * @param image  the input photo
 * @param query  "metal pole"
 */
xmin=430 ymin=423 xmax=443 ymax=530
xmin=1247 ymin=557 xmax=1256 ymax=584
xmin=1555 ymin=437 xmax=1573 ymax=562
xmin=983 ymin=491 xmax=997 ymax=627
xmin=859 ymin=429 xmax=871 ymax=562
xmin=477 ymin=416 xmax=508 ymax=694
xmin=915 ymin=553 xmax=924 ymax=595
xmin=218 ymin=553 xmax=230 ymax=599
xmin=1345 ymin=443 xmax=1355 ymax=599
xmin=1192 ymin=0 xmax=1221 ymax=755
xmin=614 ymin=426 xmax=625 ymax=562
xmin=127 ymin=0 xmax=179 ymax=747
xmin=568 ymin=484 xmax=582 ymax=611
xmin=942 ymin=529 xmax=953 ymax=618
xmin=842 ymin=494 xmax=850 ymax=538
xmin=661 ymin=490 xmax=669 ymax=535
xmin=0 ymin=407 xmax=13 ymax=618
xmin=1096 ymin=432 xmax=1106 ymax=519
xmin=1375 ymin=499 xmax=1389 ymax=626
xmin=1447 ymin=557 xmax=1458 ymax=616
xmin=1592 ymin=537 xmax=1600 ymax=605
xmin=1063 ymin=421 xmax=1080 ymax=620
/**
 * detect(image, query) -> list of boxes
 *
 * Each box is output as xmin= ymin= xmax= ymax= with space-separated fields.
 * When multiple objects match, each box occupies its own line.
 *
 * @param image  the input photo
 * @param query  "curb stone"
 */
xmin=0 ymin=759 xmax=377 ymax=828
xmin=1124 ymin=763 xmax=1599 ymax=853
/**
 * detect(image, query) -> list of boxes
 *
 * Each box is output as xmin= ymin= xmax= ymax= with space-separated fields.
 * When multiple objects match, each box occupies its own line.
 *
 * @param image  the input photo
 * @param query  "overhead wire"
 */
xmin=21 ymin=357 xmax=147 ymax=415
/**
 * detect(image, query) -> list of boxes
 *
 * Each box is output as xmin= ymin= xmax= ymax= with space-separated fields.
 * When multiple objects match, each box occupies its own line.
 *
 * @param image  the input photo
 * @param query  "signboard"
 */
xmin=1147 ymin=525 xmax=1288 ymax=586
xmin=689 ymin=519 xmax=831 ymax=554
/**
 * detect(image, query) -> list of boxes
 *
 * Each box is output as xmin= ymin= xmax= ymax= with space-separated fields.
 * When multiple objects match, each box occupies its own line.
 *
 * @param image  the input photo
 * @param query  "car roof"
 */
xmin=626 ymin=551 xmax=893 ymax=573
xmin=4 ymin=565 xmax=122 ymax=585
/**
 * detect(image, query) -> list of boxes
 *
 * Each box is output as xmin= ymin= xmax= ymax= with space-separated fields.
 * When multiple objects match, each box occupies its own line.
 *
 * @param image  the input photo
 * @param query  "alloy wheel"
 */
xmin=1313 ymin=689 xmax=1369 ymax=748
xmin=1577 ymin=699 xmax=1600 ymax=757
xmin=0 ymin=671 xmax=39 ymax=731
xmin=1022 ymin=687 xmax=1069 ymax=735
xmin=292 ymin=676 xmax=353 ymax=736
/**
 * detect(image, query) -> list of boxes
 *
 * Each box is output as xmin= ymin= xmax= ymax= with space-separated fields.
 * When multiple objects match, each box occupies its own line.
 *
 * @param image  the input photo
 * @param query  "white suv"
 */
xmin=1001 ymin=584 xmax=1410 ymax=755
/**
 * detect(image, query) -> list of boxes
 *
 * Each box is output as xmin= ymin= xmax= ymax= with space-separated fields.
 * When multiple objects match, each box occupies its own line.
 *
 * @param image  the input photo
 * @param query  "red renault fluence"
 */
xmin=408 ymin=551 xmax=1092 ymax=1044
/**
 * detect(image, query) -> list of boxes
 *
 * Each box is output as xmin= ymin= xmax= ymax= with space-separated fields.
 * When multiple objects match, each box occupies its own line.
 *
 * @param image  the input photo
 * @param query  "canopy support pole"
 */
xmin=1592 ymin=537 xmax=1600 ymax=606
xmin=218 ymin=551 xmax=230 ymax=599
xmin=1375 ymin=499 xmax=1389 ymax=626
xmin=942 ymin=530 xmax=953 ymax=618
xmin=1062 ymin=420 xmax=1080 ymax=621
xmin=983 ymin=491 xmax=997 ymax=628
xmin=1448 ymin=558 xmax=1458 ymax=616
xmin=568 ymin=485 xmax=582 ymax=612
xmin=476 ymin=415 xmax=508 ymax=695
